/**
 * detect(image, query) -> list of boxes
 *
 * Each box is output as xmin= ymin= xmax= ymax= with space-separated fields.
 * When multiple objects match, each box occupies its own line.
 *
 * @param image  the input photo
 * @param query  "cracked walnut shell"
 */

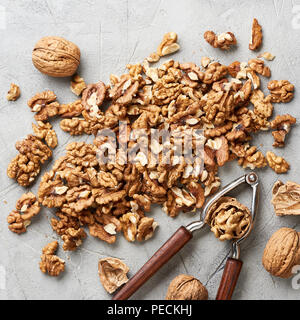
xmin=205 ymin=197 xmax=251 ymax=241
xmin=32 ymin=36 xmax=80 ymax=77
xmin=39 ymin=241 xmax=65 ymax=276
xmin=271 ymin=180 xmax=300 ymax=216
xmin=98 ymin=257 xmax=129 ymax=294
xmin=262 ymin=228 xmax=300 ymax=278
xmin=166 ymin=274 xmax=208 ymax=300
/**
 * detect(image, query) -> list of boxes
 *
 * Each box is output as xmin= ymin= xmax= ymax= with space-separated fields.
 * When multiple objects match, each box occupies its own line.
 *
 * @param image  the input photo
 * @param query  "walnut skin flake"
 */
xmin=205 ymin=196 xmax=251 ymax=241
xmin=271 ymin=180 xmax=300 ymax=216
xmin=249 ymin=18 xmax=262 ymax=51
xmin=7 ymin=83 xmax=21 ymax=101
xmin=98 ymin=257 xmax=129 ymax=294
xmin=39 ymin=241 xmax=65 ymax=276
xmin=266 ymin=151 xmax=290 ymax=173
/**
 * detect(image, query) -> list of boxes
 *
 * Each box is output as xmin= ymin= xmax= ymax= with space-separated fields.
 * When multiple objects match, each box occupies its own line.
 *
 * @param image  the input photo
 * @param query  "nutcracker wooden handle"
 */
xmin=113 ymin=226 xmax=193 ymax=300
xmin=216 ymin=258 xmax=243 ymax=300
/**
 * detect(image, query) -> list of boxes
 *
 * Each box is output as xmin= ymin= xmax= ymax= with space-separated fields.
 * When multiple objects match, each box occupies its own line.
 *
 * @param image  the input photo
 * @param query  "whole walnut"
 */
xmin=165 ymin=274 xmax=208 ymax=300
xmin=32 ymin=36 xmax=80 ymax=77
xmin=262 ymin=228 xmax=300 ymax=278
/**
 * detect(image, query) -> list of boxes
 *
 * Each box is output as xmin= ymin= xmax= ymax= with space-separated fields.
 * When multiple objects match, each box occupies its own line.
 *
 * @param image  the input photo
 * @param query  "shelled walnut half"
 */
xmin=98 ymin=257 xmax=129 ymax=294
xmin=7 ymin=192 xmax=41 ymax=234
xmin=205 ymin=197 xmax=251 ymax=241
xmin=39 ymin=241 xmax=65 ymax=276
xmin=271 ymin=180 xmax=300 ymax=216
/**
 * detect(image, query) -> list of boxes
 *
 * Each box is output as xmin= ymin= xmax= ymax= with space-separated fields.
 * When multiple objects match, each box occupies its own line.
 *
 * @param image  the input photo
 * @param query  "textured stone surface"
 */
xmin=0 ymin=0 xmax=299 ymax=300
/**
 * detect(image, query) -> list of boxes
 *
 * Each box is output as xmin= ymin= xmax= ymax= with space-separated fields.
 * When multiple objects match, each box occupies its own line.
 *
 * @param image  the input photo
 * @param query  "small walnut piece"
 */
xmin=249 ymin=18 xmax=262 ymax=51
xmin=258 ymin=52 xmax=275 ymax=61
xmin=204 ymin=31 xmax=237 ymax=50
xmin=267 ymin=80 xmax=294 ymax=103
xmin=32 ymin=36 xmax=80 ymax=77
xmin=165 ymin=274 xmax=208 ymax=300
xmin=270 ymin=114 xmax=296 ymax=147
xmin=39 ymin=241 xmax=65 ymax=276
xmin=7 ymin=83 xmax=21 ymax=101
xmin=205 ymin=197 xmax=251 ymax=241
xmin=7 ymin=192 xmax=41 ymax=234
xmin=71 ymin=74 xmax=86 ymax=96
xmin=98 ymin=257 xmax=129 ymax=294
xmin=157 ymin=32 xmax=180 ymax=56
xmin=271 ymin=180 xmax=300 ymax=216
xmin=248 ymin=59 xmax=271 ymax=77
xmin=266 ymin=151 xmax=290 ymax=174
xmin=262 ymin=228 xmax=300 ymax=278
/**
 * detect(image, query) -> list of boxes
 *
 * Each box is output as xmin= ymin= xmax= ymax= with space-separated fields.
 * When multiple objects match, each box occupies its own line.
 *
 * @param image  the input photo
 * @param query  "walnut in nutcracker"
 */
xmin=205 ymin=196 xmax=251 ymax=241
xmin=262 ymin=228 xmax=300 ymax=278
xmin=32 ymin=36 xmax=80 ymax=77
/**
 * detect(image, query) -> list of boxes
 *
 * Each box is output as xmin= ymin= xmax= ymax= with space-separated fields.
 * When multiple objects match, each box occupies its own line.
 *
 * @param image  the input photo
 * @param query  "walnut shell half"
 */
xmin=32 ymin=36 xmax=80 ymax=77
xmin=165 ymin=274 xmax=208 ymax=300
xmin=271 ymin=180 xmax=300 ymax=216
xmin=98 ymin=257 xmax=129 ymax=294
xmin=262 ymin=228 xmax=300 ymax=278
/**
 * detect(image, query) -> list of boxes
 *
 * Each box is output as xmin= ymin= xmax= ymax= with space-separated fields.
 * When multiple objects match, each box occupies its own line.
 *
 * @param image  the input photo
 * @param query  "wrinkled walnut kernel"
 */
xmin=27 ymin=90 xmax=59 ymax=121
xmin=7 ymin=192 xmax=40 ymax=234
xmin=267 ymin=80 xmax=294 ymax=103
xmin=266 ymin=151 xmax=290 ymax=173
xmin=39 ymin=241 xmax=65 ymax=276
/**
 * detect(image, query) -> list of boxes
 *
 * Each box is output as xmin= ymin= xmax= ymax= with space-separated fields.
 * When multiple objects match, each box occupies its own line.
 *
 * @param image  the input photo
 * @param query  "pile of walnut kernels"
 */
xmin=6 ymin=19 xmax=297 ymax=278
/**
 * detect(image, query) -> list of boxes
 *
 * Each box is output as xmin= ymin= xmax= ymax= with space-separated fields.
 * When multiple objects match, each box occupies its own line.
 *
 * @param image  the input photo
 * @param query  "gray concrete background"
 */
xmin=0 ymin=0 xmax=300 ymax=300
